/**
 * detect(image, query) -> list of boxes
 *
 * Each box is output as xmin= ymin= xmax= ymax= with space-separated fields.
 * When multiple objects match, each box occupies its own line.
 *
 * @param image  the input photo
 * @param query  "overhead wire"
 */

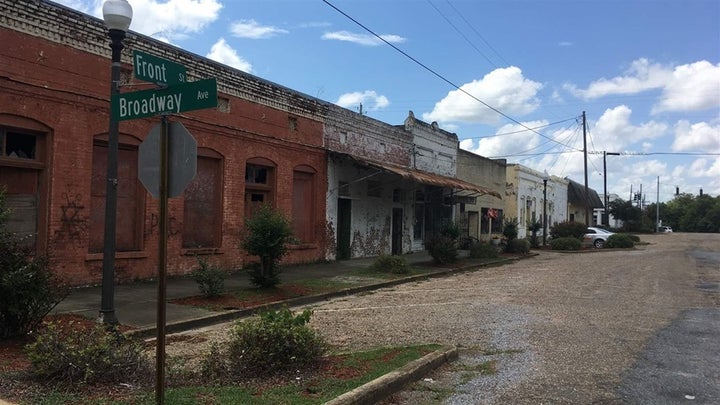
xmin=443 ymin=0 xmax=510 ymax=67
xmin=463 ymin=116 xmax=577 ymax=139
xmin=426 ymin=0 xmax=497 ymax=68
xmin=321 ymin=0 xmax=576 ymax=151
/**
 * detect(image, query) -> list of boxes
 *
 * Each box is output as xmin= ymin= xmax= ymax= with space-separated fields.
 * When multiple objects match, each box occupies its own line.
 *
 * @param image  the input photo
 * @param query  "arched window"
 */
xmin=89 ymin=133 xmax=144 ymax=253
xmin=0 ymin=114 xmax=49 ymax=252
xmin=244 ymin=157 xmax=276 ymax=218
xmin=183 ymin=148 xmax=223 ymax=249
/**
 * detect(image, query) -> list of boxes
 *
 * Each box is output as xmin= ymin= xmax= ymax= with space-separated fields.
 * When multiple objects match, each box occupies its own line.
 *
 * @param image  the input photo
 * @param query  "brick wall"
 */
xmin=0 ymin=0 xmax=328 ymax=285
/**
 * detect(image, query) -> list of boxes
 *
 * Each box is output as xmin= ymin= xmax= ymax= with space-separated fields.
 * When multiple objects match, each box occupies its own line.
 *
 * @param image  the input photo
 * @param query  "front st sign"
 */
xmin=111 ymin=78 xmax=217 ymax=121
xmin=132 ymin=50 xmax=187 ymax=86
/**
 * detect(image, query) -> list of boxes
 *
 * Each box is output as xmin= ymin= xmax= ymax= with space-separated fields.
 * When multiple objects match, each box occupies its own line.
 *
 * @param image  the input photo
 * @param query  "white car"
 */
xmin=659 ymin=226 xmax=673 ymax=233
xmin=583 ymin=227 xmax=614 ymax=248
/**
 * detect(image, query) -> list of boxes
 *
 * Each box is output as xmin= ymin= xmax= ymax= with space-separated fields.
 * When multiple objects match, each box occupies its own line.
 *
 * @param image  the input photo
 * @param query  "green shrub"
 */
xmin=1 ymin=188 xmax=66 ymax=339
xmin=425 ymin=235 xmax=458 ymax=264
xmin=469 ymin=242 xmax=499 ymax=259
xmin=527 ymin=221 xmax=542 ymax=248
xmin=439 ymin=221 xmax=461 ymax=240
xmin=627 ymin=234 xmax=640 ymax=243
xmin=502 ymin=218 xmax=519 ymax=241
xmin=549 ymin=221 xmax=586 ymax=240
xmin=505 ymin=238 xmax=530 ymax=254
xmin=371 ymin=255 xmax=409 ymax=274
xmin=24 ymin=321 xmax=150 ymax=385
xmin=190 ymin=256 xmax=225 ymax=298
xmin=240 ymin=204 xmax=295 ymax=288
xmin=606 ymin=233 xmax=635 ymax=248
xmin=550 ymin=237 xmax=582 ymax=251
xmin=226 ymin=308 xmax=327 ymax=376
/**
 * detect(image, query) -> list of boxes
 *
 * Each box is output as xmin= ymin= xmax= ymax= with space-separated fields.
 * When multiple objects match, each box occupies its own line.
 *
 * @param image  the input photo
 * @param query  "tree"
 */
xmin=608 ymin=199 xmax=643 ymax=232
xmin=240 ymin=204 xmax=295 ymax=288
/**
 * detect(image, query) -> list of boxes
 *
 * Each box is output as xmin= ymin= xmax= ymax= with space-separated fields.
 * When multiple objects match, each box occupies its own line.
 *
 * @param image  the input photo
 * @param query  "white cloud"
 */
xmin=128 ymin=0 xmax=222 ymax=41
xmin=54 ymin=0 xmax=223 ymax=42
xmin=564 ymin=58 xmax=671 ymax=100
xmin=591 ymin=105 xmax=668 ymax=151
xmin=671 ymin=120 xmax=720 ymax=152
xmin=460 ymin=120 xmax=549 ymax=158
xmin=335 ymin=90 xmax=389 ymax=111
xmin=564 ymin=59 xmax=720 ymax=115
xmin=652 ymin=61 xmax=720 ymax=114
xmin=206 ymin=38 xmax=252 ymax=72
xmin=230 ymin=19 xmax=288 ymax=39
xmin=422 ymin=66 xmax=542 ymax=125
xmin=321 ymin=31 xmax=405 ymax=46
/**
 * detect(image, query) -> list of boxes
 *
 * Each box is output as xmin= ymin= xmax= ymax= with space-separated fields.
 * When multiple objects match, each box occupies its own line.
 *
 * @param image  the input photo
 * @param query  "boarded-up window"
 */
xmin=183 ymin=152 xmax=223 ymax=248
xmin=1 ymin=122 xmax=47 ymax=252
xmin=0 ymin=167 xmax=38 ymax=248
xmin=292 ymin=166 xmax=315 ymax=243
xmin=245 ymin=158 xmax=275 ymax=218
xmin=89 ymin=139 xmax=144 ymax=253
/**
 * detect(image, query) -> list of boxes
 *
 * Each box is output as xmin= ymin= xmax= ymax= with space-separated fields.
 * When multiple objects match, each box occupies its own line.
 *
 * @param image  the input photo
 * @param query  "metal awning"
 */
xmin=342 ymin=154 xmax=502 ymax=199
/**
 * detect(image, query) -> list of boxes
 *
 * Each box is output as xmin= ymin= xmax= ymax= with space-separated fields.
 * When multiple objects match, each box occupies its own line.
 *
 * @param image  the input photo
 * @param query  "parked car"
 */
xmin=583 ymin=227 xmax=614 ymax=248
xmin=659 ymin=226 xmax=673 ymax=233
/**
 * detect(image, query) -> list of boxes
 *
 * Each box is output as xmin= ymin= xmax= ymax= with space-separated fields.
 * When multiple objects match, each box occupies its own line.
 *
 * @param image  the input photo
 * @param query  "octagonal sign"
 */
xmin=138 ymin=121 xmax=197 ymax=198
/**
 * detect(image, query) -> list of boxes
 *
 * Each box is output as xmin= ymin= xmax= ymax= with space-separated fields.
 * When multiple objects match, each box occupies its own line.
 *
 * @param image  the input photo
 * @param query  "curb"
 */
xmin=128 ymin=256 xmax=530 ymax=339
xmin=324 ymin=346 xmax=459 ymax=405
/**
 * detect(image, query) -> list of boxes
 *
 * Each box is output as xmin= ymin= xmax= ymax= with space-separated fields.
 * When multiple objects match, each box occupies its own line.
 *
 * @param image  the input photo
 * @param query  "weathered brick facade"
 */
xmin=0 ymin=0 xmax=328 ymax=285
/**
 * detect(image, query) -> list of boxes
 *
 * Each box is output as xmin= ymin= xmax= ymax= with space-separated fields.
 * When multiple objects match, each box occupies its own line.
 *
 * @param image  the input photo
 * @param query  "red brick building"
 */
xmin=0 ymin=0 xmax=328 ymax=285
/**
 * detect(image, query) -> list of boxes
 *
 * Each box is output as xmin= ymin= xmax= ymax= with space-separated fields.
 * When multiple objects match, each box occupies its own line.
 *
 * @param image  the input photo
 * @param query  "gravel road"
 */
xmin=307 ymin=233 xmax=720 ymax=404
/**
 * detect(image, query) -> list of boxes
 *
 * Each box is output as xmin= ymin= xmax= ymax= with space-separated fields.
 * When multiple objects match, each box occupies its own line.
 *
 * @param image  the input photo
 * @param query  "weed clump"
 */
xmin=190 ymin=256 xmax=225 ymax=298
xmin=371 ymin=255 xmax=410 ymax=274
xmin=24 ymin=320 xmax=150 ymax=385
xmin=200 ymin=308 xmax=327 ymax=381
xmin=0 ymin=187 xmax=66 ymax=340
xmin=469 ymin=242 xmax=499 ymax=259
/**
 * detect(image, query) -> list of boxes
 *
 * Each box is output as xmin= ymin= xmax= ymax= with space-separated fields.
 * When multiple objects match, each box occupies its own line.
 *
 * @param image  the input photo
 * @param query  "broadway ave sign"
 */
xmin=111 ymin=78 xmax=217 ymax=121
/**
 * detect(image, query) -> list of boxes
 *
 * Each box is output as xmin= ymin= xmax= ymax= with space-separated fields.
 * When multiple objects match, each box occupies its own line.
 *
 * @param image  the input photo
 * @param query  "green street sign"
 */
xmin=133 ymin=50 xmax=187 ymax=86
xmin=112 ymin=78 xmax=218 ymax=121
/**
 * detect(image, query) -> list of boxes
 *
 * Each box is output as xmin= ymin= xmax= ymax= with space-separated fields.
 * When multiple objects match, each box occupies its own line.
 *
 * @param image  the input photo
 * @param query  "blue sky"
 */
xmin=57 ymin=0 xmax=720 ymax=202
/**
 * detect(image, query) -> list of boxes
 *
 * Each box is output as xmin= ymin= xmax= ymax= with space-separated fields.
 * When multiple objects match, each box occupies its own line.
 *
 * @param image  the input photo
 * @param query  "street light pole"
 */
xmin=542 ymin=170 xmax=549 ymax=246
xmin=100 ymin=0 xmax=133 ymax=325
xmin=603 ymin=151 xmax=620 ymax=227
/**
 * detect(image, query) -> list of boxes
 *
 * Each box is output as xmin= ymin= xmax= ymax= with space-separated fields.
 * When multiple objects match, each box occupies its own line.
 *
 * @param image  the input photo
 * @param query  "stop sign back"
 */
xmin=138 ymin=121 xmax=197 ymax=198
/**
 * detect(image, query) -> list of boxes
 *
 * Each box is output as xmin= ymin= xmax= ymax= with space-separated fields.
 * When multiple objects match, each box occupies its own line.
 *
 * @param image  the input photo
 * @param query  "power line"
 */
xmin=321 ymin=0 xmax=570 ymax=149
xmin=426 ymin=0 xmax=497 ymax=68
xmin=463 ymin=116 xmax=577 ymax=139
xmin=588 ymin=151 xmax=720 ymax=156
xmin=444 ymin=0 xmax=510 ymax=67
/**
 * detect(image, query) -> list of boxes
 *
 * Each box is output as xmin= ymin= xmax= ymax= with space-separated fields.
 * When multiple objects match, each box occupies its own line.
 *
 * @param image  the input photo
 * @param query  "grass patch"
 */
xmin=5 ymin=345 xmax=443 ymax=404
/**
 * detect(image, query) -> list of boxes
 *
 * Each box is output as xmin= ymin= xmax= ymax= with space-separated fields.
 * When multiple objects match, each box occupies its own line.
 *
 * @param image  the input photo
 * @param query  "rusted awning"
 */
xmin=344 ymin=154 xmax=502 ymax=199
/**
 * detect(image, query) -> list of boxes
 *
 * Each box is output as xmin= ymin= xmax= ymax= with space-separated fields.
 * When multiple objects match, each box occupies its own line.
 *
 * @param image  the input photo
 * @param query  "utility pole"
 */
xmin=582 ymin=111 xmax=589 ymax=226
xmin=655 ymin=176 xmax=660 ymax=232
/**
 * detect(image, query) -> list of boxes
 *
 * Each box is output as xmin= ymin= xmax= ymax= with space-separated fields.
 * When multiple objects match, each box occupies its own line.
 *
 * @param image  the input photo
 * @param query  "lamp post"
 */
xmin=100 ymin=0 xmax=133 ymax=325
xmin=603 ymin=151 xmax=620 ymax=227
xmin=542 ymin=170 xmax=549 ymax=246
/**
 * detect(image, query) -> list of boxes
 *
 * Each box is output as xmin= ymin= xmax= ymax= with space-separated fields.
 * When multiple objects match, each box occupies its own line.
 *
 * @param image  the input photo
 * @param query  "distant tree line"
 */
xmin=608 ymin=193 xmax=720 ymax=233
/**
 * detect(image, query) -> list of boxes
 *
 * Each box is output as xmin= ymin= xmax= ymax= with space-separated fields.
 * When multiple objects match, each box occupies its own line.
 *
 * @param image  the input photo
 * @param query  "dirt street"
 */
xmin=309 ymin=233 xmax=720 ymax=404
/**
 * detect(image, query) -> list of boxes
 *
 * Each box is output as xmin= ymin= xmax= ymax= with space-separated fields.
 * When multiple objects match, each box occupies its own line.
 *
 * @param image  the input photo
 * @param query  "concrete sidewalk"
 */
xmin=53 ymin=251 xmax=441 ymax=332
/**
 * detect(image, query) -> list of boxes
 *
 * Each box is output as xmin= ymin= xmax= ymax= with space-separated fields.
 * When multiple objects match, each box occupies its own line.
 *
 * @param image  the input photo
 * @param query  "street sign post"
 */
xmin=132 ymin=50 xmax=187 ymax=86
xmin=122 ymin=50 xmax=216 ymax=404
xmin=111 ymin=78 xmax=217 ymax=121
